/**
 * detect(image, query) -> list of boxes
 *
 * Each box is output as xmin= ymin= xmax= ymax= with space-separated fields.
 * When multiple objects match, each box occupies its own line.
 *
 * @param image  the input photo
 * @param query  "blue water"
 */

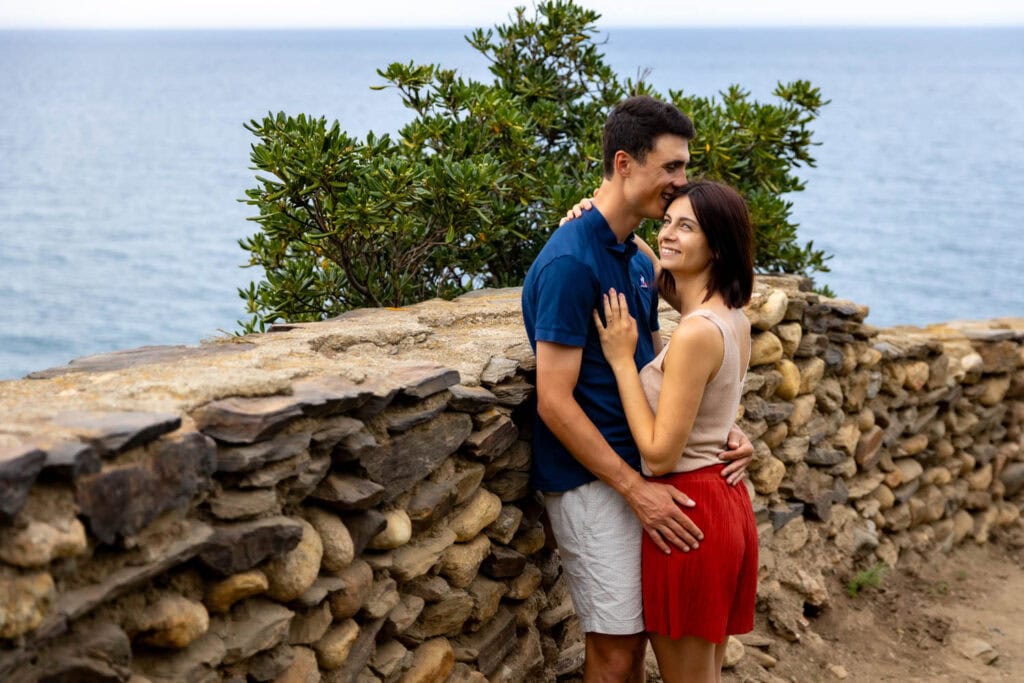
xmin=1 ymin=28 xmax=1022 ymax=380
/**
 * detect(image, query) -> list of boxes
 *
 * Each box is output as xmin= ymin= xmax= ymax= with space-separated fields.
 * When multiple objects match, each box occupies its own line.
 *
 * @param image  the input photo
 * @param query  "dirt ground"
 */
xmin=724 ymin=526 xmax=1024 ymax=683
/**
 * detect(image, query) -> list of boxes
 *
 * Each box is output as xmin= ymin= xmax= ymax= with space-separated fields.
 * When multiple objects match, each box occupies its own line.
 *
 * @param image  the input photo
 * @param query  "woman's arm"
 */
xmin=634 ymin=234 xmax=684 ymax=314
xmin=594 ymin=290 xmax=723 ymax=475
xmin=633 ymin=236 xmax=660 ymax=275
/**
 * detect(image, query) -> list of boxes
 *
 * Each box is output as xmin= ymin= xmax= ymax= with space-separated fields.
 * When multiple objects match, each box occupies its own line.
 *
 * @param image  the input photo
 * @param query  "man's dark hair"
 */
xmin=602 ymin=96 xmax=696 ymax=178
xmin=659 ymin=181 xmax=754 ymax=309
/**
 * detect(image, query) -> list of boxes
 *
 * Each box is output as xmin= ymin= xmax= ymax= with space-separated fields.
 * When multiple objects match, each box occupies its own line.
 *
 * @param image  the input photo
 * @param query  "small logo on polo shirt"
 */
xmin=639 ymin=275 xmax=648 ymax=289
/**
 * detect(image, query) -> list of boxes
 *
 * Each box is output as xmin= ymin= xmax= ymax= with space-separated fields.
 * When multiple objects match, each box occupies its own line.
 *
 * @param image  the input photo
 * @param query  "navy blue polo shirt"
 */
xmin=522 ymin=208 xmax=660 ymax=493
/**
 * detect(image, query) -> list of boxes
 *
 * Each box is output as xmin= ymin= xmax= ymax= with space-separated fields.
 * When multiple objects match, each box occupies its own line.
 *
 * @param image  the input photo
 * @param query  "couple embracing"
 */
xmin=522 ymin=96 xmax=758 ymax=683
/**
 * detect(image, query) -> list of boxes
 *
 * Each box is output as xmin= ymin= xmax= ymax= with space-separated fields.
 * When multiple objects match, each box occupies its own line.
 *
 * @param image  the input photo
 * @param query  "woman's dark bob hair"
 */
xmin=659 ymin=180 xmax=754 ymax=309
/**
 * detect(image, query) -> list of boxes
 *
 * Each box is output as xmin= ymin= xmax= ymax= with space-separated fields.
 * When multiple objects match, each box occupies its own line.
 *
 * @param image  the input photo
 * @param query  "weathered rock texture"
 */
xmin=1 ymin=279 xmax=1022 ymax=681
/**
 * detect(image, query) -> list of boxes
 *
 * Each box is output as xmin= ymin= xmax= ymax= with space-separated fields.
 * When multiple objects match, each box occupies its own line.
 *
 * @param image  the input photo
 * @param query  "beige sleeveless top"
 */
xmin=638 ymin=308 xmax=747 ymax=475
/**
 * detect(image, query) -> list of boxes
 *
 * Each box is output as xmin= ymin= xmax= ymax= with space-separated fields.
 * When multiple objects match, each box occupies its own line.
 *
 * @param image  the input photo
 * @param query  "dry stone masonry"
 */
xmin=1 ymin=276 xmax=1021 ymax=682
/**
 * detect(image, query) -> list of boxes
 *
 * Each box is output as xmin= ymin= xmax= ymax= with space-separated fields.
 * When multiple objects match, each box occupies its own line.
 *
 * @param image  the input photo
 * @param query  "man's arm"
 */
xmin=720 ymin=425 xmax=753 ymax=486
xmin=651 ymin=330 xmax=663 ymax=355
xmin=536 ymin=341 xmax=703 ymax=553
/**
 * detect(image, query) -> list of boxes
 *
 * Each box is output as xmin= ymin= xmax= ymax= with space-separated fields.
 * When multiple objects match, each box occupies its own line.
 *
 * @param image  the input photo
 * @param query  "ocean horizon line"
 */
xmin=2 ymin=24 xmax=1023 ymax=32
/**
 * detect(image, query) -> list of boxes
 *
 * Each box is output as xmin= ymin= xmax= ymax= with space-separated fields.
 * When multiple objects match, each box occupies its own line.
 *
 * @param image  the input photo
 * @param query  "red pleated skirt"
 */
xmin=641 ymin=465 xmax=758 ymax=642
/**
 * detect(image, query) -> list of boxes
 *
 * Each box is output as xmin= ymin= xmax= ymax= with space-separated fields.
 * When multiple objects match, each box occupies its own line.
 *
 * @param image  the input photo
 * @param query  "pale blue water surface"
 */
xmin=1 ymin=28 xmax=1022 ymax=379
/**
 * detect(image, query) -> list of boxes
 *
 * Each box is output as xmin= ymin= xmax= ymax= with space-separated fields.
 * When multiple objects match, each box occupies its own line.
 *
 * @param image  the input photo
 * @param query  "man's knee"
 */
xmin=585 ymin=633 xmax=646 ymax=682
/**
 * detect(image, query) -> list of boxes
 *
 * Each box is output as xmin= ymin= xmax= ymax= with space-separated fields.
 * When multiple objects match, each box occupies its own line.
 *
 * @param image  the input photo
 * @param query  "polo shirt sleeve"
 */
xmin=532 ymin=255 xmax=597 ymax=348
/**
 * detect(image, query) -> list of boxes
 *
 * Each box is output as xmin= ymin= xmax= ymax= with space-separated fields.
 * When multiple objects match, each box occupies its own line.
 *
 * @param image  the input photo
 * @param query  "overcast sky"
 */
xmin=2 ymin=0 xmax=1023 ymax=29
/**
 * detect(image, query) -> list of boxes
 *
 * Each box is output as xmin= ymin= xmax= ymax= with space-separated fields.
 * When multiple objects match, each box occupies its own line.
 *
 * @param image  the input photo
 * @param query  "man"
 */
xmin=521 ymin=96 xmax=753 ymax=682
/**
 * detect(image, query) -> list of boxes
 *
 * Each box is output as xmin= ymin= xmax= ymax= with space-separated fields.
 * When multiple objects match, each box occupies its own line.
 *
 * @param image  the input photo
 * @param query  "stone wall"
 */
xmin=0 ymin=276 xmax=1021 ymax=682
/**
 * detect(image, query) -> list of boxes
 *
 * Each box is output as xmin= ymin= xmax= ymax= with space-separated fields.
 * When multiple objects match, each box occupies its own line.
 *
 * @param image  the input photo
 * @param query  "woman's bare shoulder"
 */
xmin=668 ymin=313 xmax=725 ymax=352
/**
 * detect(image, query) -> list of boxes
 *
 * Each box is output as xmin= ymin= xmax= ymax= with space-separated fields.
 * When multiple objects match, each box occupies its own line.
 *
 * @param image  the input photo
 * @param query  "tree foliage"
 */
xmin=239 ymin=1 xmax=830 ymax=332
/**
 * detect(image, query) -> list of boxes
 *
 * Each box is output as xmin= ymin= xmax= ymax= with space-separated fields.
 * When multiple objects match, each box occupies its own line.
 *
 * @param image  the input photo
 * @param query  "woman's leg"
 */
xmin=713 ymin=639 xmax=727 ymax=683
xmin=650 ymin=633 xmax=717 ymax=683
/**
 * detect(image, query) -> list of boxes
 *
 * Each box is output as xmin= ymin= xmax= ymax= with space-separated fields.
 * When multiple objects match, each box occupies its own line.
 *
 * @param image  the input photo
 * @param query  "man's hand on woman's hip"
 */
xmin=720 ymin=425 xmax=754 ymax=486
xmin=623 ymin=479 xmax=703 ymax=554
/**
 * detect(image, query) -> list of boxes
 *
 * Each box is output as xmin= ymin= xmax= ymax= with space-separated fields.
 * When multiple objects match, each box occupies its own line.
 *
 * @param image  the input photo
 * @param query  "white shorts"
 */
xmin=544 ymin=479 xmax=644 ymax=635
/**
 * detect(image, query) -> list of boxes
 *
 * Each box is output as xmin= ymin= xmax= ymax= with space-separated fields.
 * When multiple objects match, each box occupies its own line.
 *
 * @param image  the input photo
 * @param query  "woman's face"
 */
xmin=658 ymin=196 xmax=712 ymax=277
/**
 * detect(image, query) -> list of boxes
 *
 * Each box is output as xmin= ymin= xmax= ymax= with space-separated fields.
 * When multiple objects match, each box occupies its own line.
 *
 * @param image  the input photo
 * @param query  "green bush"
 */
xmin=238 ymin=0 xmax=831 ymax=333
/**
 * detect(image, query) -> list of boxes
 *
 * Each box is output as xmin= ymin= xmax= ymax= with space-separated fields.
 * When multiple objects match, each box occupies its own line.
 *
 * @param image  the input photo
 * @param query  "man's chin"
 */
xmin=643 ymin=203 xmax=667 ymax=220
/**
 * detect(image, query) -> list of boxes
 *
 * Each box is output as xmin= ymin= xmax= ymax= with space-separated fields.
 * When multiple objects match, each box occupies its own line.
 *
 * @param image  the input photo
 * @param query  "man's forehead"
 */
xmin=650 ymin=134 xmax=690 ymax=162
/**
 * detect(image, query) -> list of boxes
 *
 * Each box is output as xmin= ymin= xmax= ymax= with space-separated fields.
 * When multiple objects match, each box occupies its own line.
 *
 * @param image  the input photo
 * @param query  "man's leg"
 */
xmin=545 ymin=480 xmax=646 ymax=681
xmin=585 ymin=632 xmax=647 ymax=683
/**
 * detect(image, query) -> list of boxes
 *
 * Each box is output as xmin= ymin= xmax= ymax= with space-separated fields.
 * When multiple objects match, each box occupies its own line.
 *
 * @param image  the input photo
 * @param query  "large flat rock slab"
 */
xmin=26 ymin=343 xmax=256 ymax=379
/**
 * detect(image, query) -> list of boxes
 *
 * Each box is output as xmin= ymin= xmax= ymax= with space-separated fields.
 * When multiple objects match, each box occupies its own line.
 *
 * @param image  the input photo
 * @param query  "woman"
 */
xmin=593 ymin=180 xmax=757 ymax=683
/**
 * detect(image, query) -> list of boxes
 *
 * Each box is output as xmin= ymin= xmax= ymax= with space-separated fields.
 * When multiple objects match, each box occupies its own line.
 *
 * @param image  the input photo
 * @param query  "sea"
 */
xmin=1 ymin=28 xmax=1023 ymax=380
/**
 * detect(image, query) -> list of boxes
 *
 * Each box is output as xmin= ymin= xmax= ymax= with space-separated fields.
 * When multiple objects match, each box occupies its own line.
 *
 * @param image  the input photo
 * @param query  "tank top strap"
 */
xmin=679 ymin=309 xmax=738 ymax=383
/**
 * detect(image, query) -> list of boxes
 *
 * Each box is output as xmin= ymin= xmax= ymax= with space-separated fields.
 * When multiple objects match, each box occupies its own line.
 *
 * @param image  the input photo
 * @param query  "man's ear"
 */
xmin=613 ymin=149 xmax=633 ymax=178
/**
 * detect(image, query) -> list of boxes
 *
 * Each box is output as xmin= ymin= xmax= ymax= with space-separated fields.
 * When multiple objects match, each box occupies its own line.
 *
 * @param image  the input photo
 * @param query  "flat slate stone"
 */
xmin=328 ymin=428 xmax=380 ymax=464
xmin=210 ymin=598 xmax=294 ymax=666
xmin=293 ymin=576 xmax=347 ymax=609
xmin=960 ymin=327 xmax=1019 ymax=342
xmin=51 ymin=410 xmax=182 ymax=456
xmin=403 ymin=575 xmax=451 ymax=603
xmin=208 ymin=488 xmax=279 ymax=520
xmin=39 ymin=440 xmax=101 ymax=480
xmin=484 ymin=471 xmax=531 ymax=503
xmin=503 ymin=341 xmax=536 ymax=372
xmin=13 ymin=622 xmax=132 ymax=683
xmin=199 ymin=516 xmax=305 ymax=575
xmin=310 ymin=416 xmax=365 ymax=455
xmin=481 ymin=545 xmax=527 ymax=579
xmin=246 ymin=642 xmax=295 ymax=682
xmin=333 ymin=617 xmax=386 ymax=682
xmin=281 ymin=454 xmax=331 ymax=503
xmin=382 ymin=392 xmax=451 ymax=433
xmin=25 ymin=342 xmax=254 ymax=379
xmin=769 ymin=502 xmax=805 ymax=531
xmin=805 ymin=447 xmax=846 ymax=467
xmin=24 ymin=657 xmax=128 ymax=683
xmin=311 ymin=474 xmax=386 ymax=511
xmin=0 ymin=444 xmax=46 ymax=522
xmin=291 ymin=375 xmax=374 ymax=417
xmin=76 ymin=432 xmax=216 ymax=543
xmin=237 ymin=452 xmax=310 ymax=489
xmin=344 ymin=510 xmax=389 ymax=556
xmin=132 ymin=630 xmax=226 ymax=683
xmin=448 ymin=385 xmax=498 ymax=414
xmin=192 ymin=396 xmax=305 ymax=444
xmin=392 ymin=364 xmax=461 ymax=399
xmin=360 ymin=412 xmax=473 ymax=501
xmin=352 ymin=382 xmax=400 ymax=419
xmin=462 ymin=416 xmax=518 ymax=463
xmin=453 ymin=607 xmax=516 ymax=676
xmin=893 ymin=479 xmax=921 ymax=504
xmin=480 ymin=357 xmax=519 ymax=386
xmin=490 ymin=378 xmax=533 ymax=407
xmin=216 ymin=431 xmax=311 ymax=473
xmin=288 ymin=602 xmax=333 ymax=645
xmin=406 ymin=480 xmax=455 ymax=532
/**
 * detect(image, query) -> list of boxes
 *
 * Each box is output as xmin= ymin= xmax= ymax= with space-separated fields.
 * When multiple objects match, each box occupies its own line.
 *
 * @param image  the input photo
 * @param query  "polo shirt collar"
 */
xmin=590 ymin=209 xmax=638 ymax=257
